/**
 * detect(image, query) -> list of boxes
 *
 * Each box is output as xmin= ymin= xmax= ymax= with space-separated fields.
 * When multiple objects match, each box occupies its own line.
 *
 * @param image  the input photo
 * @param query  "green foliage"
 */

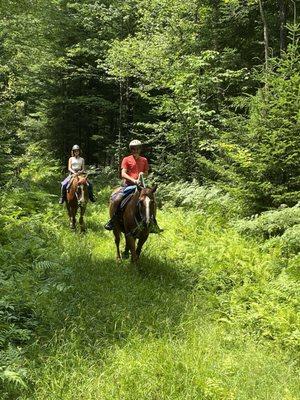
xmin=157 ymin=180 xmax=243 ymax=220
xmin=234 ymin=203 xmax=300 ymax=266
xmin=221 ymin=39 xmax=300 ymax=210
xmin=1 ymin=0 xmax=299 ymax=213
xmin=106 ymin=2 xmax=254 ymax=182
xmin=247 ymin=42 xmax=300 ymax=206
xmin=0 ymin=173 xmax=62 ymax=396
xmin=1 ymin=174 xmax=300 ymax=398
xmin=235 ymin=203 xmax=300 ymax=239
xmin=266 ymin=224 xmax=300 ymax=257
xmin=1 ymin=1 xmax=300 ymax=398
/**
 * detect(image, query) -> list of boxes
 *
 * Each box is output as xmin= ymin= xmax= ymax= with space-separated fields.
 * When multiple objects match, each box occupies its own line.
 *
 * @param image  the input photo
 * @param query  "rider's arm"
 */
xmin=143 ymin=159 xmax=149 ymax=177
xmin=80 ymin=158 xmax=85 ymax=173
xmin=121 ymin=168 xmax=138 ymax=185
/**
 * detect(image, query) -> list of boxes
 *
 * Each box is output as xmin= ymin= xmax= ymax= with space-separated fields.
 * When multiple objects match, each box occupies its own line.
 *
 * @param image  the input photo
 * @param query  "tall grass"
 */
xmin=1 ymin=180 xmax=299 ymax=399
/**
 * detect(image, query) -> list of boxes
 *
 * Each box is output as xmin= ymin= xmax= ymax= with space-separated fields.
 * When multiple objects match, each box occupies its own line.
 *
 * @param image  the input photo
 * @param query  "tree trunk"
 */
xmin=278 ymin=0 xmax=287 ymax=56
xmin=126 ymin=77 xmax=134 ymax=136
xmin=291 ymin=0 xmax=297 ymax=45
xmin=118 ymin=79 xmax=123 ymax=166
xmin=258 ymin=0 xmax=269 ymax=69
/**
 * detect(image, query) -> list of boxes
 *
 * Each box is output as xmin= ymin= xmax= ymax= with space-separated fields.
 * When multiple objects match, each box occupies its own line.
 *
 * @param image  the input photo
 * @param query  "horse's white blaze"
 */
xmin=145 ymin=196 xmax=151 ymax=224
xmin=79 ymin=185 xmax=85 ymax=203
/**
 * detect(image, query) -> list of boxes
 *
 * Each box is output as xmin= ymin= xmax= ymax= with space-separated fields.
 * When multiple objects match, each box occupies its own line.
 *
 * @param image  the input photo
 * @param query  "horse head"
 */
xmin=138 ymin=185 xmax=157 ymax=227
xmin=75 ymin=174 xmax=89 ymax=206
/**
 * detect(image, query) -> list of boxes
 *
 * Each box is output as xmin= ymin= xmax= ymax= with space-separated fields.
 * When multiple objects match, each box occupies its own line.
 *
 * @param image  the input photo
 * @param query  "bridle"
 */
xmin=74 ymin=174 xmax=88 ymax=206
xmin=127 ymin=189 xmax=153 ymax=237
xmin=124 ymin=173 xmax=157 ymax=237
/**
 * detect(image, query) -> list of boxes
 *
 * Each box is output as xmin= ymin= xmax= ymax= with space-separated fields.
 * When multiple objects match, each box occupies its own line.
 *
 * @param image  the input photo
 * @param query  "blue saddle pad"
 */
xmin=120 ymin=192 xmax=135 ymax=210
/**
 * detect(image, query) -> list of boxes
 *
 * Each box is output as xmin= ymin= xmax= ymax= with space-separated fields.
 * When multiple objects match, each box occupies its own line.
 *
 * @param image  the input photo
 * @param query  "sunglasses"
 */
xmin=131 ymin=146 xmax=141 ymax=151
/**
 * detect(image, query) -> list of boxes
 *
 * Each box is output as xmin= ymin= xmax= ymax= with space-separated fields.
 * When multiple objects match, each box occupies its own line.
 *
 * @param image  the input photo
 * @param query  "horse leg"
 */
xmin=126 ymin=235 xmax=138 ymax=263
xmin=79 ymin=206 xmax=86 ymax=233
xmin=122 ymin=243 xmax=130 ymax=259
xmin=66 ymin=203 xmax=75 ymax=229
xmin=114 ymin=228 xmax=122 ymax=262
xmin=71 ymin=212 xmax=76 ymax=229
xmin=70 ymin=203 xmax=77 ymax=230
xmin=66 ymin=203 xmax=71 ymax=222
xmin=136 ymin=232 xmax=149 ymax=259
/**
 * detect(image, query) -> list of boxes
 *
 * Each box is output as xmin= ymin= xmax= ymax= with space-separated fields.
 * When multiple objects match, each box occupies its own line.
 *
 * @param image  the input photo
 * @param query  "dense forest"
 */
xmin=1 ymin=0 xmax=299 ymax=210
xmin=1 ymin=1 xmax=300 ymax=399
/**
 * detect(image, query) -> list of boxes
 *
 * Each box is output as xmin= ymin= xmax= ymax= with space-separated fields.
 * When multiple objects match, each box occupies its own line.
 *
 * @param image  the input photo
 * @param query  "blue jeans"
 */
xmin=111 ymin=185 xmax=136 ymax=201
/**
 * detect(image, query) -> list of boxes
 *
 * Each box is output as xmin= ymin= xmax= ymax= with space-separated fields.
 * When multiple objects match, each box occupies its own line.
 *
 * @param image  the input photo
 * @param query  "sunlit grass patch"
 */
xmin=28 ymin=325 xmax=300 ymax=400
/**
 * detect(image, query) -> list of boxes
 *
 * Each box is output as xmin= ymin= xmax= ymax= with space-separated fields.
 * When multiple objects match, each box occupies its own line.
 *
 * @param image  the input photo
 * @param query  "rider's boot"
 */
xmin=88 ymin=183 xmax=96 ymax=203
xmin=104 ymin=214 xmax=117 ymax=230
xmin=59 ymin=186 xmax=66 ymax=204
xmin=149 ymin=216 xmax=164 ymax=234
xmin=104 ymin=196 xmax=122 ymax=230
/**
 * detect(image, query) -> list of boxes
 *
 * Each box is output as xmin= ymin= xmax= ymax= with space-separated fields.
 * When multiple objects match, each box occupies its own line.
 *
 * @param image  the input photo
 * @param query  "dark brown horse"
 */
xmin=66 ymin=173 xmax=89 ymax=232
xmin=110 ymin=185 xmax=157 ymax=263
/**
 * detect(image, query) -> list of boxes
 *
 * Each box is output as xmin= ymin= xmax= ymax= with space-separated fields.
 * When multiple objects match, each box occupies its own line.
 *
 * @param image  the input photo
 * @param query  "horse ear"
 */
xmin=151 ymin=185 xmax=158 ymax=193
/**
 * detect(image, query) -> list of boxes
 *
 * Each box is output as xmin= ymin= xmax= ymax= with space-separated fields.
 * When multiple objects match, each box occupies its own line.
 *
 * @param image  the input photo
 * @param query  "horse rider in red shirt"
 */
xmin=104 ymin=139 xmax=163 ymax=233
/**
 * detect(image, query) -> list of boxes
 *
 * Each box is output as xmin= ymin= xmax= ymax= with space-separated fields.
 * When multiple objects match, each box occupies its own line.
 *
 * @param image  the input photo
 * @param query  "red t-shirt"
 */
xmin=121 ymin=155 xmax=149 ymax=185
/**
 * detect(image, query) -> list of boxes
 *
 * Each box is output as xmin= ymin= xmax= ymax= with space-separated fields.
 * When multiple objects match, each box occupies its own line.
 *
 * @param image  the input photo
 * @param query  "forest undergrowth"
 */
xmin=0 ymin=172 xmax=299 ymax=399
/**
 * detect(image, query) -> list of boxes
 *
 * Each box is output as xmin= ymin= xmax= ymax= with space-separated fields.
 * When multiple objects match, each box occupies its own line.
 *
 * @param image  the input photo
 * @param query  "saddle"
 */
xmin=120 ymin=192 xmax=135 ymax=211
xmin=111 ymin=186 xmax=137 ymax=212
xmin=67 ymin=174 xmax=88 ymax=191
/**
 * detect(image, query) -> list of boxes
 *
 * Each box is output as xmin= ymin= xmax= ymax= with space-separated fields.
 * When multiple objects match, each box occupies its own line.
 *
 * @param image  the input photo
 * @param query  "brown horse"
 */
xmin=66 ymin=173 xmax=89 ymax=232
xmin=110 ymin=185 xmax=158 ymax=263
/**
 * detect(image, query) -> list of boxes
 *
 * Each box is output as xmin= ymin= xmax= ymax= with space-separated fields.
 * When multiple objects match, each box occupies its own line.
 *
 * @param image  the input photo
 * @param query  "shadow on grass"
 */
xmin=37 ymin=252 xmax=199 ymax=355
xmin=85 ymin=218 xmax=106 ymax=233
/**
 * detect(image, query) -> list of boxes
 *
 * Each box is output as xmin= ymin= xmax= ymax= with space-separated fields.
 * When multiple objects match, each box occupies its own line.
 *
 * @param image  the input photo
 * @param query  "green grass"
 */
xmin=1 ymin=186 xmax=300 ymax=399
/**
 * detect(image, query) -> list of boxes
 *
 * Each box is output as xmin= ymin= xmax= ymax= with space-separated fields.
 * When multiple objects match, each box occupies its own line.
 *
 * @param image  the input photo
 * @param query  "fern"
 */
xmin=0 ymin=368 xmax=27 ymax=389
xmin=157 ymin=180 xmax=242 ymax=219
xmin=235 ymin=203 xmax=300 ymax=239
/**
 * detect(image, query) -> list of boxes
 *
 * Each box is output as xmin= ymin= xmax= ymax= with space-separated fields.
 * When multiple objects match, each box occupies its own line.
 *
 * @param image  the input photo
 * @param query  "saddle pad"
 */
xmin=120 ymin=193 xmax=134 ymax=210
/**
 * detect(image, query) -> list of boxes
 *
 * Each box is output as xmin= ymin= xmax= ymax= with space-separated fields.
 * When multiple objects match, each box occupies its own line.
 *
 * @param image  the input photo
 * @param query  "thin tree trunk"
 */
xmin=117 ymin=11 xmax=125 ymax=167
xmin=258 ymin=0 xmax=269 ymax=69
xmin=118 ymin=79 xmax=123 ymax=167
xmin=291 ymin=0 xmax=297 ymax=45
xmin=278 ymin=0 xmax=287 ymax=56
xmin=126 ymin=77 xmax=134 ymax=135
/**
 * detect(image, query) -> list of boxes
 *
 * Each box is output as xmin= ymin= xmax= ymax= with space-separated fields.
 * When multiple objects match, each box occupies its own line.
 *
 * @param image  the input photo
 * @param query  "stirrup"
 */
xmin=59 ymin=197 xmax=65 ymax=204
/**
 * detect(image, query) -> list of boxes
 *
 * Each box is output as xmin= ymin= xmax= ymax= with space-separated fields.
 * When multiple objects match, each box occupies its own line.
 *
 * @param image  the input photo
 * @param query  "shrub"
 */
xmin=156 ymin=180 xmax=243 ymax=220
xmin=234 ymin=203 xmax=300 ymax=239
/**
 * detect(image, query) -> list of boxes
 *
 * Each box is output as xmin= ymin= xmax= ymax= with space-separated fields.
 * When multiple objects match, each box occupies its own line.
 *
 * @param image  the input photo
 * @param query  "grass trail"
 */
xmin=18 ymin=188 xmax=299 ymax=399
